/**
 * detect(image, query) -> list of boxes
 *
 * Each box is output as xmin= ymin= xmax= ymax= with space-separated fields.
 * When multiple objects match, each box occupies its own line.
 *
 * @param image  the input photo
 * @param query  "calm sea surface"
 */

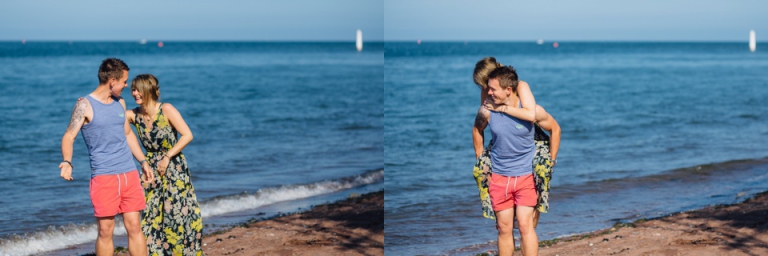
xmin=384 ymin=42 xmax=768 ymax=255
xmin=0 ymin=41 xmax=383 ymax=255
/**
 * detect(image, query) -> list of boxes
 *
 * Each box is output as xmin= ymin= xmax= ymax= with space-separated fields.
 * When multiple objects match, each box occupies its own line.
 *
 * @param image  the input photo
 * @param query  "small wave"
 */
xmin=556 ymin=157 xmax=768 ymax=197
xmin=0 ymin=222 xmax=128 ymax=256
xmin=200 ymin=169 xmax=383 ymax=217
xmin=339 ymin=123 xmax=376 ymax=131
xmin=0 ymin=170 xmax=383 ymax=256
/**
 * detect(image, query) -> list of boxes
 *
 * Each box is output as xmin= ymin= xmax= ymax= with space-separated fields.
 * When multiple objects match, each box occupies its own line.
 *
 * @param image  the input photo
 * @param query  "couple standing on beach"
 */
xmin=472 ymin=57 xmax=561 ymax=256
xmin=59 ymin=58 xmax=204 ymax=255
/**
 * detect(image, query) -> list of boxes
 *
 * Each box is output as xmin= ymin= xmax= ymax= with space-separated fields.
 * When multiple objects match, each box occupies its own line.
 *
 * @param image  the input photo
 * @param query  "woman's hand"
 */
xmin=158 ymin=155 xmax=171 ymax=177
xmin=483 ymin=98 xmax=504 ymax=113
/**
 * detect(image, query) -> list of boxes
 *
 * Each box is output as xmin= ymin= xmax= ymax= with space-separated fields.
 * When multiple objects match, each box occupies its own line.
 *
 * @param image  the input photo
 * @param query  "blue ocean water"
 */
xmin=384 ymin=42 xmax=768 ymax=255
xmin=0 ymin=41 xmax=383 ymax=255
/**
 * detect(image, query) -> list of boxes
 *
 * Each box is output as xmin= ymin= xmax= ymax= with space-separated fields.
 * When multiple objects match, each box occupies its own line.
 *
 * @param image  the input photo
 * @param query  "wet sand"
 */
xmin=112 ymin=191 xmax=383 ymax=256
xmin=201 ymin=191 xmax=383 ymax=256
xmin=478 ymin=191 xmax=768 ymax=256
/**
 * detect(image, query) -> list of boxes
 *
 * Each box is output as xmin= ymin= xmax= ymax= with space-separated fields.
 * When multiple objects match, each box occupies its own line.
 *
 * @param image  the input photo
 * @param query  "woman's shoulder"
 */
xmin=126 ymin=106 xmax=139 ymax=121
xmin=161 ymin=102 xmax=177 ymax=111
xmin=160 ymin=103 xmax=182 ymax=117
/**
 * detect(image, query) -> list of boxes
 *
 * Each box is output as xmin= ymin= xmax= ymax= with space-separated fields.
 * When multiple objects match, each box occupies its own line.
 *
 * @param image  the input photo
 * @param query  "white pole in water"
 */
xmin=356 ymin=29 xmax=363 ymax=51
xmin=749 ymin=30 xmax=756 ymax=52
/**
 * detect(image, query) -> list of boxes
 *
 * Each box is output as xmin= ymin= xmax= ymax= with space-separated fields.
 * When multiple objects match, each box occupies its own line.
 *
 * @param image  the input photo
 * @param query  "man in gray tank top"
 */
xmin=474 ymin=66 xmax=539 ymax=256
xmin=59 ymin=58 xmax=154 ymax=256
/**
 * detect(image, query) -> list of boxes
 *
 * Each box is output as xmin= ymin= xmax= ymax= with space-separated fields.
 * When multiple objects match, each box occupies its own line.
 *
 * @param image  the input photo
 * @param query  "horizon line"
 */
xmin=0 ymin=39 xmax=386 ymax=43
xmin=1 ymin=39 xmax=763 ymax=43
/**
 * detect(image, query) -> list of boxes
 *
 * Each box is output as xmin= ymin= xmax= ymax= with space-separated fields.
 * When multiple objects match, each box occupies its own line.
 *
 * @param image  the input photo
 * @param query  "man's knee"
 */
xmin=496 ymin=221 xmax=515 ymax=235
xmin=122 ymin=213 xmax=143 ymax=234
xmin=518 ymin=221 xmax=535 ymax=235
xmin=515 ymin=206 xmax=536 ymax=233
xmin=98 ymin=224 xmax=115 ymax=238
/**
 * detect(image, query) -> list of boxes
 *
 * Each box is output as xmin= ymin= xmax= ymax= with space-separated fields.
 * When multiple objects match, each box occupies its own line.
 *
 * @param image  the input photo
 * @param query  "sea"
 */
xmin=384 ymin=42 xmax=768 ymax=255
xmin=0 ymin=41 xmax=383 ymax=256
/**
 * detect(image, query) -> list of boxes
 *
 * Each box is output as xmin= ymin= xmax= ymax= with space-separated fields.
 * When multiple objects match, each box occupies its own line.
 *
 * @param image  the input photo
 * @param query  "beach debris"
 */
xmin=215 ymin=238 xmax=223 ymax=242
xmin=602 ymin=238 xmax=609 ymax=242
xmin=228 ymin=235 xmax=237 ymax=239
xmin=349 ymin=193 xmax=360 ymax=198
xmin=614 ymin=235 xmax=622 ymax=239
xmin=589 ymin=243 xmax=594 ymax=246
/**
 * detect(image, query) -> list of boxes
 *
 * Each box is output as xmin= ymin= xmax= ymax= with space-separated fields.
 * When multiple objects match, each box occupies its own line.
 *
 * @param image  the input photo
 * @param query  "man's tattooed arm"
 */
xmin=475 ymin=108 xmax=489 ymax=131
xmin=66 ymin=98 xmax=87 ymax=134
xmin=473 ymin=108 xmax=490 ymax=159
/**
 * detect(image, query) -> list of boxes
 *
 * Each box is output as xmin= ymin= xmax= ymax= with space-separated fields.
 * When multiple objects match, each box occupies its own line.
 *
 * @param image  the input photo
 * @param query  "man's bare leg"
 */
xmin=96 ymin=216 xmax=115 ymax=256
xmin=123 ymin=211 xmax=147 ymax=256
xmin=495 ymin=208 xmax=515 ymax=256
xmin=516 ymin=205 xmax=538 ymax=256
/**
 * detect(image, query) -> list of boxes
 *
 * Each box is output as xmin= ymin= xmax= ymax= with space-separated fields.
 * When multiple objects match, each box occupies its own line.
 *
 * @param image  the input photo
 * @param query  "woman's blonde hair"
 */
xmin=473 ymin=57 xmax=503 ymax=90
xmin=130 ymin=74 xmax=160 ymax=114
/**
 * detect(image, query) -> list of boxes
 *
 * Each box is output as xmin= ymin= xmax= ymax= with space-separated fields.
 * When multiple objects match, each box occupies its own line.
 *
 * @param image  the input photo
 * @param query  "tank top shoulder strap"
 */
xmin=84 ymin=95 xmax=121 ymax=106
xmin=83 ymin=94 xmax=95 ymax=105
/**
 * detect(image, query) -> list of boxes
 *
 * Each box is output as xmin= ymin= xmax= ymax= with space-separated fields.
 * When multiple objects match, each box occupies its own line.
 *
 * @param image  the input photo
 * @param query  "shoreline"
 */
xmin=476 ymin=190 xmax=768 ymax=256
xmin=111 ymin=191 xmax=383 ymax=256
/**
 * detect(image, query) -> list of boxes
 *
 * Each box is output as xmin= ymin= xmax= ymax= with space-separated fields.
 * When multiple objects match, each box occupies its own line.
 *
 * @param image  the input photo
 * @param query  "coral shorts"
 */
xmin=489 ymin=173 xmax=537 ymax=212
xmin=89 ymin=170 xmax=146 ymax=217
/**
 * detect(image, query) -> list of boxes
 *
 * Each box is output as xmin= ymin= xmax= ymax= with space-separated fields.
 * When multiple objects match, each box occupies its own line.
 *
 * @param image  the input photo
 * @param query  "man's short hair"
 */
xmin=487 ymin=65 xmax=519 ymax=91
xmin=98 ymin=58 xmax=130 ymax=84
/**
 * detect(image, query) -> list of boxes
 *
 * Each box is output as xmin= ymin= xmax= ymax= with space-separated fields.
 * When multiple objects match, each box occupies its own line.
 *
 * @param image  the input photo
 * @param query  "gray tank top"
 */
xmin=81 ymin=95 xmax=136 ymax=178
xmin=488 ymin=101 xmax=535 ymax=177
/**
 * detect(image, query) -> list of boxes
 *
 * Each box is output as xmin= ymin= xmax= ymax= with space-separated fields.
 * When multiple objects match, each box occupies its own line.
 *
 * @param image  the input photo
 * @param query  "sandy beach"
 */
xmin=112 ymin=191 xmax=383 ymax=256
xmin=476 ymin=191 xmax=768 ymax=256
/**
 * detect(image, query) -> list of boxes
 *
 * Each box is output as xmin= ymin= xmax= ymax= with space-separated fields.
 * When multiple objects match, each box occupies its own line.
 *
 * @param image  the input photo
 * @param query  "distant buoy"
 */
xmin=553 ymin=42 xmax=559 ymax=48
xmin=417 ymin=39 xmax=421 ymax=45
xmin=158 ymin=41 xmax=164 ymax=48
xmin=356 ymin=29 xmax=363 ymax=51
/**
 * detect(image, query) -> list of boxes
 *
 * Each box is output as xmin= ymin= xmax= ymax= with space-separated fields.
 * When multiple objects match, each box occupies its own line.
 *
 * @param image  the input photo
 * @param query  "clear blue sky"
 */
xmin=0 ymin=0 xmax=383 ymax=41
xmin=385 ymin=0 xmax=768 ymax=41
xmin=3 ymin=1 xmax=766 ymax=42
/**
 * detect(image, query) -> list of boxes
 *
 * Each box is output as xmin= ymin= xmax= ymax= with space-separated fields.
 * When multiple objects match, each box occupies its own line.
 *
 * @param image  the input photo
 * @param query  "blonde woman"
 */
xmin=126 ymin=74 xmax=204 ymax=255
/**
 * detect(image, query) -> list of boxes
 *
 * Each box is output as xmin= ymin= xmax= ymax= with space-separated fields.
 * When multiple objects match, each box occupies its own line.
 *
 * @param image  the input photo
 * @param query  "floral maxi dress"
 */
xmin=133 ymin=104 xmax=204 ymax=256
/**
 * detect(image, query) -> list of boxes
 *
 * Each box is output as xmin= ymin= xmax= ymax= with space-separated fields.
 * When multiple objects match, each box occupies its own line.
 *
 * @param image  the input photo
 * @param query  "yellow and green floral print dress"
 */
xmin=532 ymin=124 xmax=553 ymax=213
xmin=133 ymin=104 xmax=204 ymax=256
xmin=472 ymin=141 xmax=495 ymax=220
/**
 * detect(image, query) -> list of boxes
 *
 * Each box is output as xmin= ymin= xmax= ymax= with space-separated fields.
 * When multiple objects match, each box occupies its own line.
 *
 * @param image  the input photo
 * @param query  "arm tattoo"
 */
xmin=66 ymin=99 xmax=86 ymax=133
xmin=474 ymin=113 xmax=488 ymax=130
